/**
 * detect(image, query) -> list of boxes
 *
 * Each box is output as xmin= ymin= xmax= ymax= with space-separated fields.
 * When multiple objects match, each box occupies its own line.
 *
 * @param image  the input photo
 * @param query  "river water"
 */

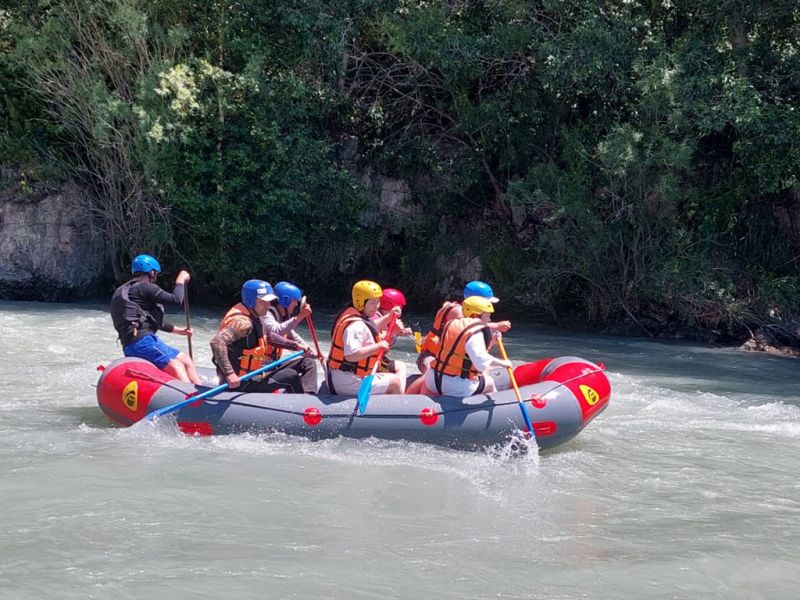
xmin=1 ymin=300 xmax=798 ymax=599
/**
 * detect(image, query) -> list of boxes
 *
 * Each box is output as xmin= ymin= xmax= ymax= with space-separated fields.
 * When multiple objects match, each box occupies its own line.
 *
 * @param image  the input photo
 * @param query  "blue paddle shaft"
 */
xmin=356 ymin=374 xmax=374 ymax=414
xmin=147 ymin=350 xmax=304 ymax=421
xmin=356 ymin=313 xmax=399 ymax=415
xmin=518 ymin=400 xmax=535 ymax=435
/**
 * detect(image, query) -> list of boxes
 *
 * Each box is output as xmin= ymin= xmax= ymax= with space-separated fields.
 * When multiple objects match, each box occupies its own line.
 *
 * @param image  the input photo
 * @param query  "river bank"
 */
xmin=2 ymin=166 xmax=800 ymax=362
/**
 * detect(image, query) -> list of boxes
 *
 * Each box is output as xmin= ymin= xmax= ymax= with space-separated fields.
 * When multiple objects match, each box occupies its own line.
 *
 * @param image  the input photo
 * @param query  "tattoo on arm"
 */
xmin=210 ymin=318 xmax=252 ymax=375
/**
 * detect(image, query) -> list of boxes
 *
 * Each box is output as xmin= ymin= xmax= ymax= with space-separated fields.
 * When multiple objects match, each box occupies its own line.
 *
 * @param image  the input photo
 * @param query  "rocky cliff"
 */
xmin=0 ymin=174 xmax=111 ymax=300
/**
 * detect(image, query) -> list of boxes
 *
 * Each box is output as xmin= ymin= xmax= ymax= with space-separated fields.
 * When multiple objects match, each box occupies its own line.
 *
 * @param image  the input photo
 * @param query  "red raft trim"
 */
xmin=178 ymin=422 xmax=214 ymax=436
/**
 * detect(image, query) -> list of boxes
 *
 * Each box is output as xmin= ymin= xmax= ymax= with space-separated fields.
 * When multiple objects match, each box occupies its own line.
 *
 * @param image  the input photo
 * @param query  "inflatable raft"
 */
xmin=96 ymin=356 xmax=610 ymax=451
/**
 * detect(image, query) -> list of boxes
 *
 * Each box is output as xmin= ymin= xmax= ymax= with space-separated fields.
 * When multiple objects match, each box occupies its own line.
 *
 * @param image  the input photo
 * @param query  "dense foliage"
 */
xmin=2 ymin=0 xmax=799 ymax=338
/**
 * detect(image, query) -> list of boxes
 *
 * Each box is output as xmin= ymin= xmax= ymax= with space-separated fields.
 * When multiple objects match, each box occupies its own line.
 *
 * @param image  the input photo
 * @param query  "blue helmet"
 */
xmin=131 ymin=254 xmax=161 ymax=274
xmin=275 ymin=281 xmax=302 ymax=309
xmin=241 ymin=279 xmax=277 ymax=309
xmin=463 ymin=280 xmax=499 ymax=303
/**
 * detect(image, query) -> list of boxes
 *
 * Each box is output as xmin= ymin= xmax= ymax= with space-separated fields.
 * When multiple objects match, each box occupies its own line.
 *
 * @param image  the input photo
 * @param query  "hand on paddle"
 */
xmin=225 ymin=372 xmax=241 ymax=389
xmin=300 ymin=343 xmax=318 ymax=359
xmin=488 ymin=321 xmax=511 ymax=349
xmin=172 ymin=326 xmax=193 ymax=337
xmin=296 ymin=301 xmax=312 ymax=321
xmin=491 ymin=320 xmax=511 ymax=333
xmin=396 ymin=319 xmax=413 ymax=337
xmin=176 ymin=270 xmax=191 ymax=285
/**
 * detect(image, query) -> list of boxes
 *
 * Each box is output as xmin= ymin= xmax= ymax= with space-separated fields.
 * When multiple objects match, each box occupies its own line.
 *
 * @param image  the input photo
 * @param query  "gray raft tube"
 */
xmin=97 ymin=356 xmax=610 ymax=451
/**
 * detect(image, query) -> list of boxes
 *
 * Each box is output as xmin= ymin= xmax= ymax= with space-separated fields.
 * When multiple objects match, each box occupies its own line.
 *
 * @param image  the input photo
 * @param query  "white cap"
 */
xmin=255 ymin=287 xmax=278 ymax=302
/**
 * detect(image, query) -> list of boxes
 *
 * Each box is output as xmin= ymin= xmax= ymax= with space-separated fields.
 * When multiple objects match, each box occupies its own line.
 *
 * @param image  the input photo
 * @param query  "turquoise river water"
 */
xmin=1 ymin=300 xmax=798 ymax=599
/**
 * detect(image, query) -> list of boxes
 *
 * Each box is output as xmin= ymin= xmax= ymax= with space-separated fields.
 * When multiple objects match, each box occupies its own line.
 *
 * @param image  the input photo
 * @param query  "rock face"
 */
xmin=0 ymin=180 xmax=111 ymax=301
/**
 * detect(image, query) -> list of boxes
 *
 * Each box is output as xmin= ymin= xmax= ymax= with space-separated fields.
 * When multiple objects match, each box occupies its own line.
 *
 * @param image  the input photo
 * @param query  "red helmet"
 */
xmin=380 ymin=288 xmax=407 ymax=310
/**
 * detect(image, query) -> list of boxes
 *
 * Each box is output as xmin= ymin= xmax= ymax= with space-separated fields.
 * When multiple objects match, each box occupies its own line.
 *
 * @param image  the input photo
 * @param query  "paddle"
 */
xmin=146 ymin=350 xmax=304 ymax=421
xmin=183 ymin=283 xmax=193 ymax=360
xmin=413 ymin=330 xmax=422 ymax=353
xmin=495 ymin=336 xmax=536 ymax=439
xmin=301 ymin=296 xmax=325 ymax=368
xmin=356 ymin=312 xmax=398 ymax=415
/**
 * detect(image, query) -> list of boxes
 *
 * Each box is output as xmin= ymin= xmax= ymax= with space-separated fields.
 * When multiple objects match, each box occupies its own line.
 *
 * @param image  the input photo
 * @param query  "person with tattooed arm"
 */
xmin=209 ymin=280 xmax=318 ymax=394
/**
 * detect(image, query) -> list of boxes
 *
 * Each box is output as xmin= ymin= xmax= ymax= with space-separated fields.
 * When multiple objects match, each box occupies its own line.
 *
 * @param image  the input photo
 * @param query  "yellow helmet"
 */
xmin=352 ymin=280 xmax=382 ymax=311
xmin=462 ymin=295 xmax=495 ymax=318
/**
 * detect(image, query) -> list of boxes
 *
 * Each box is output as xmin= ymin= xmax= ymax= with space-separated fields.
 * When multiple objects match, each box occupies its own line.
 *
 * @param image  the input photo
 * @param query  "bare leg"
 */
xmin=177 ymin=353 xmax=202 ymax=385
xmin=405 ymin=376 xmax=425 ymax=395
xmin=164 ymin=358 xmax=191 ymax=383
xmin=394 ymin=361 xmax=408 ymax=394
xmin=384 ymin=373 xmax=405 ymax=394
xmin=420 ymin=378 xmax=439 ymax=396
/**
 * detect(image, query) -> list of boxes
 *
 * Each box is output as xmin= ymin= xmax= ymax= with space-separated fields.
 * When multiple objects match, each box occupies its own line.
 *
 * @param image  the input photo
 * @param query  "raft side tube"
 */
xmin=96 ymin=356 xmax=610 ymax=451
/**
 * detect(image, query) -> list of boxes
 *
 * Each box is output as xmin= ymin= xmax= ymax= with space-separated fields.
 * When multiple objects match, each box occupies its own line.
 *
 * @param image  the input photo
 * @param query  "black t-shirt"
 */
xmin=111 ymin=278 xmax=184 ymax=346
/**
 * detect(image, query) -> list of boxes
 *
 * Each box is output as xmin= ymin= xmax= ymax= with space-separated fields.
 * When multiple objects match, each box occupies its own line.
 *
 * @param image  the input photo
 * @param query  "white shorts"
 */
xmin=424 ymin=368 xmax=484 ymax=397
xmin=327 ymin=368 xmax=393 ymax=396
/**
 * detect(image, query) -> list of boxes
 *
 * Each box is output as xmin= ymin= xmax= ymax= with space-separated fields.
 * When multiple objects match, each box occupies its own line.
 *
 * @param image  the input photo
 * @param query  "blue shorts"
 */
xmin=123 ymin=334 xmax=180 ymax=369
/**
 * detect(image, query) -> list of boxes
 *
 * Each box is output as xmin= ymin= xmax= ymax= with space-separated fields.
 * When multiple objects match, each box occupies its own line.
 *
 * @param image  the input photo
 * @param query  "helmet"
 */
xmin=131 ymin=254 xmax=161 ymax=275
xmin=352 ymin=280 xmax=382 ymax=311
xmin=379 ymin=288 xmax=406 ymax=311
xmin=275 ymin=281 xmax=302 ymax=309
xmin=462 ymin=295 xmax=495 ymax=318
xmin=463 ymin=280 xmax=499 ymax=303
xmin=242 ymin=279 xmax=277 ymax=309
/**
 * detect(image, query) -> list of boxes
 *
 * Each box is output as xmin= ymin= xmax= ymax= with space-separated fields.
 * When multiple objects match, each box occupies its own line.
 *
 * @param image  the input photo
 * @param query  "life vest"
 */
xmin=218 ymin=303 xmax=270 ymax=376
xmin=420 ymin=301 xmax=460 ymax=355
xmin=260 ymin=307 xmax=288 ymax=362
xmin=110 ymin=278 xmax=163 ymax=346
xmin=326 ymin=307 xmax=380 ymax=377
xmin=432 ymin=317 xmax=489 ymax=383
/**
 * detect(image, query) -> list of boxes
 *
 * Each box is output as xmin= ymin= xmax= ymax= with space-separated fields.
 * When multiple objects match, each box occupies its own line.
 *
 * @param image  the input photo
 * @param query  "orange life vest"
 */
xmin=420 ymin=301 xmax=461 ymax=355
xmin=218 ymin=303 xmax=279 ymax=376
xmin=432 ymin=317 xmax=489 ymax=380
xmin=326 ymin=307 xmax=380 ymax=377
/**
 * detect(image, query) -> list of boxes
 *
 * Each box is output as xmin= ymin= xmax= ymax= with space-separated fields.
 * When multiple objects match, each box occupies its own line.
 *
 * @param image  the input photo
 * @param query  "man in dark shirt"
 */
xmin=110 ymin=254 xmax=201 ymax=384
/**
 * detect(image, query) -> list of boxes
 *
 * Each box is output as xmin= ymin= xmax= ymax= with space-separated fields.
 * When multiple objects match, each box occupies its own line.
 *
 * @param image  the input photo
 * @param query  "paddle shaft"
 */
xmin=183 ymin=284 xmax=193 ymax=360
xmin=496 ymin=337 xmax=536 ymax=436
xmin=147 ymin=350 xmax=305 ymax=421
xmin=368 ymin=311 xmax=398 ymax=377
xmin=356 ymin=312 xmax=399 ymax=415
xmin=305 ymin=315 xmax=325 ymax=368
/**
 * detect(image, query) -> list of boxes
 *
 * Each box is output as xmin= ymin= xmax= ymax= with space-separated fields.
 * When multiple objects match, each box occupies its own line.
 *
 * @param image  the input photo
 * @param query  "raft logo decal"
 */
xmin=122 ymin=381 xmax=138 ymax=411
xmin=579 ymin=384 xmax=599 ymax=406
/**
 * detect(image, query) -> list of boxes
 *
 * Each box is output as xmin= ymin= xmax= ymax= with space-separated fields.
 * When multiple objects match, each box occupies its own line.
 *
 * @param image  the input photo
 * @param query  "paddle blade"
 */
xmin=356 ymin=374 xmax=375 ymax=415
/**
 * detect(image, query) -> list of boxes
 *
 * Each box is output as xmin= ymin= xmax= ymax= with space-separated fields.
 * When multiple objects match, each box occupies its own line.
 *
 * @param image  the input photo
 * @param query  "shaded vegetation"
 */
xmin=2 ymin=0 xmax=800 ymax=339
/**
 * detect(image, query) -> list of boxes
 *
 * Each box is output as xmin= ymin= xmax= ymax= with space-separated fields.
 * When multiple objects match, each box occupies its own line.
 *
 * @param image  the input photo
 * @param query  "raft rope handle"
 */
xmin=122 ymin=365 xmax=607 ymax=418
xmin=125 ymin=369 xmax=222 ymax=400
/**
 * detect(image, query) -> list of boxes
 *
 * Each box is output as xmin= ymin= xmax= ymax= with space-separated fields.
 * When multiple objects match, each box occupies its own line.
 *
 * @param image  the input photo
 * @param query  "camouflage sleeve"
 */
xmin=210 ymin=316 xmax=252 ymax=376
